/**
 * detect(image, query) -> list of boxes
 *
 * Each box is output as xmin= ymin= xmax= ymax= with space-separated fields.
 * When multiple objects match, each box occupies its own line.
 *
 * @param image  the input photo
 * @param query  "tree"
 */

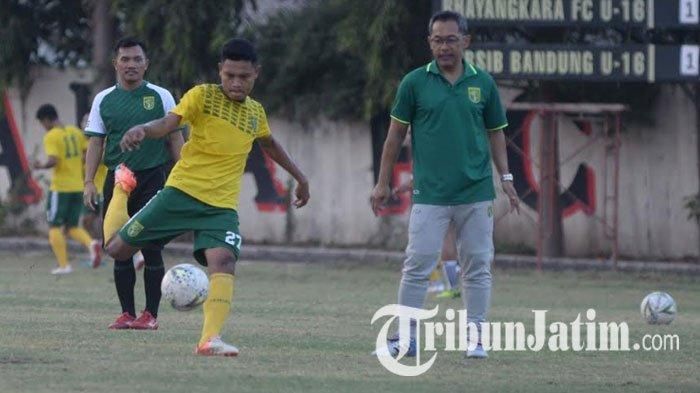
xmin=0 ymin=0 xmax=90 ymax=95
xmin=87 ymin=0 xmax=117 ymax=93
xmin=113 ymin=0 xmax=255 ymax=96
xmin=251 ymin=0 xmax=432 ymax=121
xmin=251 ymin=1 xmax=366 ymax=120
xmin=336 ymin=0 xmax=432 ymax=118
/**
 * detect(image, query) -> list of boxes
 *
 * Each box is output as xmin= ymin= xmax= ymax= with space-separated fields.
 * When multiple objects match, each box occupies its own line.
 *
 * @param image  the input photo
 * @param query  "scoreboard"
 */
xmin=443 ymin=0 xmax=700 ymax=28
xmin=466 ymin=44 xmax=699 ymax=82
xmin=441 ymin=0 xmax=700 ymax=81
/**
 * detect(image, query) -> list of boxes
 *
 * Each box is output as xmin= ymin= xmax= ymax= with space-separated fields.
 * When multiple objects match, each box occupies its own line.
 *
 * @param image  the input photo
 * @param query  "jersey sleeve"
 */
xmin=162 ymin=90 xmax=176 ymax=112
xmin=390 ymin=75 xmax=415 ymax=125
xmin=43 ymin=132 xmax=60 ymax=159
xmin=84 ymin=94 xmax=107 ymax=137
xmin=171 ymin=85 xmax=203 ymax=126
xmin=150 ymin=84 xmax=176 ymax=113
xmin=255 ymin=105 xmax=271 ymax=139
xmin=483 ymin=79 xmax=508 ymax=131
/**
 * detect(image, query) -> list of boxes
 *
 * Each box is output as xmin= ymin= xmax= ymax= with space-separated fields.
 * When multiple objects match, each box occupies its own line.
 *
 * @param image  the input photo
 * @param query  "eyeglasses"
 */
xmin=429 ymin=36 xmax=462 ymax=46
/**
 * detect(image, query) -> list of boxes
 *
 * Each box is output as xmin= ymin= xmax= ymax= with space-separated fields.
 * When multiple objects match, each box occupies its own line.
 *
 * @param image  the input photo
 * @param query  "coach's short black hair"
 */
xmin=114 ymin=37 xmax=147 ymax=55
xmin=428 ymin=11 xmax=469 ymax=35
xmin=221 ymin=38 xmax=257 ymax=64
xmin=36 ymin=104 xmax=58 ymax=121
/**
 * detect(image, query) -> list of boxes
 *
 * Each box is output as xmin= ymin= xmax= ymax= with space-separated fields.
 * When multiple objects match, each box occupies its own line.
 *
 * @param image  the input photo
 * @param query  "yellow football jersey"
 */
xmin=167 ymin=84 xmax=271 ymax=209
xmin=43 ymin=125 xmax=85 ymax=192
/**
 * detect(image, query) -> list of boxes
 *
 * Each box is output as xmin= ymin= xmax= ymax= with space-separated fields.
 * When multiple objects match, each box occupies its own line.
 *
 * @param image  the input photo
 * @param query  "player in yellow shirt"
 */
xmin=33 ymin=104 xmax=101 ymax=274
xmin=102 ymin=38 xmax=309 ymax=355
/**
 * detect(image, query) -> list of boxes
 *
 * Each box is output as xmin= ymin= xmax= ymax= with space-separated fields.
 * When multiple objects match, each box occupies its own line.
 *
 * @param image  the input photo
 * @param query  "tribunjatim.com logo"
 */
xmin=371 ymin=305 xmax=680 ymax=377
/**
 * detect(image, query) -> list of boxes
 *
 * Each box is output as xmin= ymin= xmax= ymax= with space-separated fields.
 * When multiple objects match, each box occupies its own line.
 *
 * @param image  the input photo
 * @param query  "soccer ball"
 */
xmin=640 ymin=291 xmax=677 ymax=325
xmin=161 ymin=264 xmax=209 ymax=311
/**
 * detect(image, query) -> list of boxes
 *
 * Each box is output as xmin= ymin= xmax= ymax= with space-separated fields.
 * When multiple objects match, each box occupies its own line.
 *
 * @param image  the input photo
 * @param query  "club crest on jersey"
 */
xmin=468 ymin=87 xmax=481 ymax=104
xmin=143 ymin=96 xmax=155 ymax=110
xmin=127 ymin=221 xmax=144 ymax=237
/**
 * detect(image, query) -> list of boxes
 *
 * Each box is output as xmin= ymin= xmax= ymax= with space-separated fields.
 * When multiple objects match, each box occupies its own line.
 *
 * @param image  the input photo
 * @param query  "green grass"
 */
xmin=0 ymin=251 xmax=699 ymax=392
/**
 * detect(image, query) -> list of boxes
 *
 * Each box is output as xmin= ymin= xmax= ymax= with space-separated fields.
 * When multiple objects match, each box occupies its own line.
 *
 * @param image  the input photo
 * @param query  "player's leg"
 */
xmin=128 ymin=249 xmax=164 ymax=328
xmin=453 ymin=201 xmax=494 ymax=358
xmin=133 ymin=251 xmax=145 ymax=271
xmin=398 ymin=204 xmax=451 ymax=309
xmin=427 ymin=261 xmax=445 ymax=293
xmin=81 ymin=193 xmax=103 ymax=237
xmin=48 ymin=226 xmax=69 ymax=272
xmin=437 ymin=222 xmax=461 ymax=298
xmin=46 ymin=191 xmax=71 ymax=274
xmin=104 ymin=228 xmax=141 ymax=260
xmin=190 ymin=206 xmax=242 ymax=356
xmin=103 ymin=164 xmax=136 ymax=247
xmin=123 ymin=166 xmax=166 ymax=329
xmin=65 ymin=192 xmax=101 ymax=268
xmin=104 ymin=165 xmax=160 ymax=260
xmin=80 ymin=216 xmax=103 ymax=269
xmin=382 ymin=204 xmax=450 ymax=356
xmin=127 ymin=248 xmax=164 ymax=329
xmin=102 ymin=169 xmax=138 ymax=328
xmin=66 ymin=225 xmax=96 ymax=253
xmin=81 ymin=208 xmax=96 ymax=236
xmin=195 ymin=247 xmax=239 ymax=356
xmin=81 ymin=194 xmax=104 ymax=268
xmin=117 ymin=186 xmax=196 ymax=329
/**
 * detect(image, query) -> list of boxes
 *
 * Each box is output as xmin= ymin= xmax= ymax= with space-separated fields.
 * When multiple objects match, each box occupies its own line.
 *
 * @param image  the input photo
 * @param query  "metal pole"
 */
xmin=537 ymin=112 xmax=545 ymax=271
xmin=539 ymin=111 xmax=564 ymax=267
xmin=613 ymin=113 xmax=621 ymax=269
xmin=552 ymin=113 xmax=563 ymax=256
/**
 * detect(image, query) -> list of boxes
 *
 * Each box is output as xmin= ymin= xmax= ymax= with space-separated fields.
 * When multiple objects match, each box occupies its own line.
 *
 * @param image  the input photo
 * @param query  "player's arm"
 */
xmin=484 ymin=77 xmax=519 ymax=214
xmin=120 ymin=113 xmax=182 ymax=152
xmin=34 ymin=133 xmax=59 ymax=169
xmin=488 ymin=129 xmax=519 ymax=214
xmin=165 ymin=127 xmax=185 ymax=162
xmin=84 ymin=137 xmax=104 ymax=184
xmin=370 ymin=119 xmax=409 ymax=215
xmin=257 ymin=135 xmax=309 ymax=208
xmin=488 ymin=129 xmax=509 ymax=179
xmin=83 ymin=136 xmax=104 ymax=209
xmin=33 ymin=156 xmax=58 ymax=169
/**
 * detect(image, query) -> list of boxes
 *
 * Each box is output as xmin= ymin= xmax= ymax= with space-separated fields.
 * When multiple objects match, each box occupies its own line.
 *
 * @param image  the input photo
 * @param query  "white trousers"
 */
xmin=398 ymin=201 xmax=494 ymax=323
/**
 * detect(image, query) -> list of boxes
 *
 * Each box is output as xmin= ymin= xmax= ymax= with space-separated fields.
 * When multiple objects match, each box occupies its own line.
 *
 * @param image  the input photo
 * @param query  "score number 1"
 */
xmin=680 ymin=45 xmax=699 ymax=76
xmin=680 ymin=0 xmax=699 ymax=24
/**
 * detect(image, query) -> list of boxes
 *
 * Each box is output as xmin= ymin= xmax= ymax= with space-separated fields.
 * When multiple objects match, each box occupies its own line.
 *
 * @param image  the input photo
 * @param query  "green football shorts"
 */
xmin=46 ymin=191 xmax=83 ymax=227
xmin=118 ymin=186 xmax=241 ymax=265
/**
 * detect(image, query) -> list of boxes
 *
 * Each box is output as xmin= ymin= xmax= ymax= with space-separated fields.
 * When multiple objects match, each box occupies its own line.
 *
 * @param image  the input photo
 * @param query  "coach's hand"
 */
xmin=370 ymin=183 xmax=391 ymax=216
xmin=502 ymin=181 xmax=520 ymax=214
xmin=83 ymin=181 xmax=98 ymax=211
xmin=293 ymin=180 xmax=310 ymax=208
xmin=120 ymin=126 xmax=146 ymax=152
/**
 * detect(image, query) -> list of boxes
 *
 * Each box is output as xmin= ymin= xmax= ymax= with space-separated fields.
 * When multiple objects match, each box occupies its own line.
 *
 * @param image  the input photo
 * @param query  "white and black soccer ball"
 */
xmin=640 ymin=291 xmax=677 ymax=325
xmin=161 ymin=264 xmax=209 ymax=311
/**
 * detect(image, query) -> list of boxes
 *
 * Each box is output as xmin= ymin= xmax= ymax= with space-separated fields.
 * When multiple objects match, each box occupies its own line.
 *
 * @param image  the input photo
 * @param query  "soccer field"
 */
xmin=0 ymin=251 xmax=698 ymax=393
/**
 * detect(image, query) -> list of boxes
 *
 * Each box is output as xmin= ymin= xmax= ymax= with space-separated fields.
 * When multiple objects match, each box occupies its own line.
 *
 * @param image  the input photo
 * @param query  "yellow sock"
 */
xmin=103 ymin=187 xmax=130 ymax=242
xmin=67 ymin=227 xmax=93 ymax=249
xmin=199 ymin=273 xmax=234 ymax=346
xmin=48 ymin=228 xmax=68 ymax=268
xmin=429 ymin=265 xmax=442 ymax=282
